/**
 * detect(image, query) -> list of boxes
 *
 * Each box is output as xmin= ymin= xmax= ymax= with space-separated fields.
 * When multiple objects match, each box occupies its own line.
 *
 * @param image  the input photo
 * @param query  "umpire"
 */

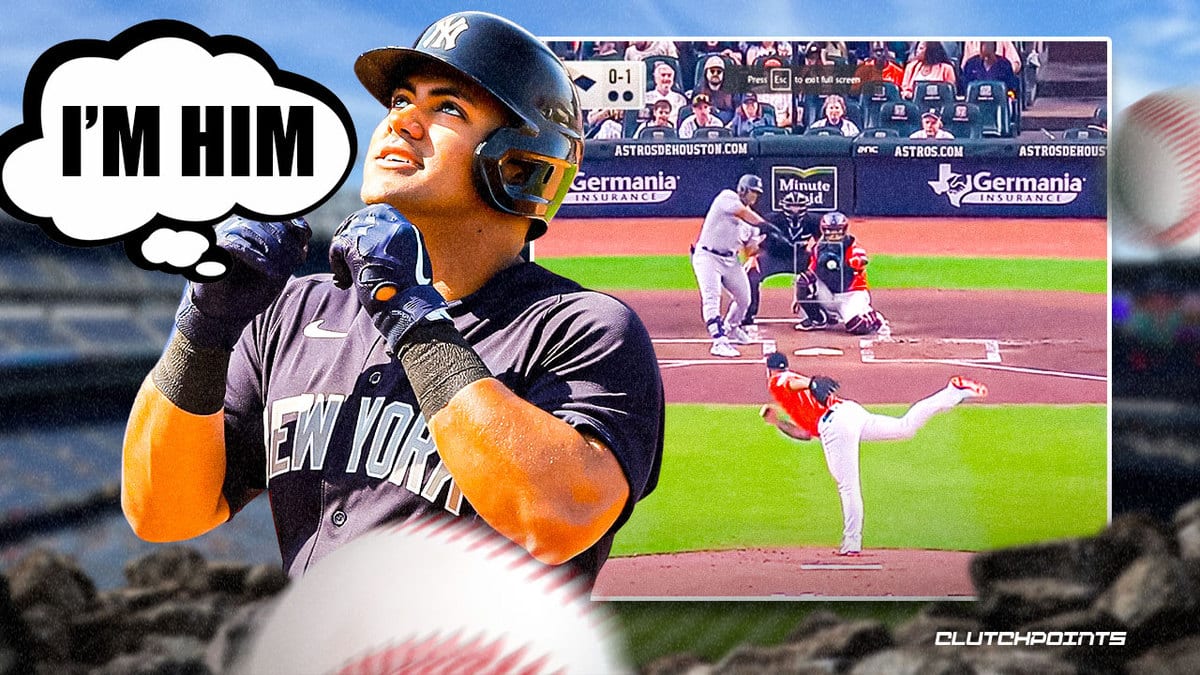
xmin=743 ymin=192 xmax=820 ymax=327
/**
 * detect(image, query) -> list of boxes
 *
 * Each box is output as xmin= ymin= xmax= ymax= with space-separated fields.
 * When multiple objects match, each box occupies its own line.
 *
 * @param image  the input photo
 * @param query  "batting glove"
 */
xmin=176 ymin=216 xmax=311 ymax=351
xmin=328 ymin=204 xmax=450 ymax=354
xmin=809 ymin=376 xmax=840 ymax=405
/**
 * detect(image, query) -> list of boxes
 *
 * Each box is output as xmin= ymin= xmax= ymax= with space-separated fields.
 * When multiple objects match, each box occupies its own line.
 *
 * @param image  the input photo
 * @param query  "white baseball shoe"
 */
xmin=710 ymin=337 xmax=740 ymax=358
xmin=950 ymin=376 xmax=988 ymax=398
xmin=726 ymin=325 xmax=753 ymax=345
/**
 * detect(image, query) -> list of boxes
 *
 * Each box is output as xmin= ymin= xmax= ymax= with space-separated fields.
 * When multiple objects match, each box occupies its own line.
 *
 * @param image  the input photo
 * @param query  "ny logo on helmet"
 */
xmin=420 ymin=16 xmax=469 ymax=51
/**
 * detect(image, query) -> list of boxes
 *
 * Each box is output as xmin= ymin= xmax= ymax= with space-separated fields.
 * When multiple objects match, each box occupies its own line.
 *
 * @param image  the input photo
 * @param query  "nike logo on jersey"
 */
xmin=303 ymin=320 xmax=349 ymax=339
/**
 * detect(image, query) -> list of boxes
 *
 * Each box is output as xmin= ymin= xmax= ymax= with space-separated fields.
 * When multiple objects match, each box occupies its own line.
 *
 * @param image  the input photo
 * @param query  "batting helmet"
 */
xmin=354 ymin=12 xmax=583 ymax=240
xmin=820 ymin=211 xmax=849 ymax=237
xmin=737 ymin=174 xmax=764 ymax=195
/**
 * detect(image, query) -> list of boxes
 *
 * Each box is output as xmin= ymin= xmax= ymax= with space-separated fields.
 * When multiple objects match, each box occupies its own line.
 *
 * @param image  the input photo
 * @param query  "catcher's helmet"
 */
xmin=354 ymin=12 xmax=583 ymax=240
xmin=780 ymin=192 xmax=810 ymax=211
xmin=737 ymin=174 xmax=764 ymax=195
xmin=765 ymin=352 xmax=789 ymax=370
xmin=820 ymin=211 xmax=849 ymax=236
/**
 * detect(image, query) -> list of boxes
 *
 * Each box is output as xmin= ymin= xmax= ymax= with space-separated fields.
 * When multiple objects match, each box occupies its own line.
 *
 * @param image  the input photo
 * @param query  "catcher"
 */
xmin=742 ymin=192 xmax=820 ymax=330
xmin=793 ymin=211 xmax=888 ymax=335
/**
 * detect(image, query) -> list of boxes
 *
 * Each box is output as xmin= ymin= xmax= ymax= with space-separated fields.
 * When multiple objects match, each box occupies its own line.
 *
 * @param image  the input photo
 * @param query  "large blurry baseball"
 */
xmin=232 ymin=518 xmax=628 ymax=674
xmin=1113 ymin=89 xmax=1200 ymax=248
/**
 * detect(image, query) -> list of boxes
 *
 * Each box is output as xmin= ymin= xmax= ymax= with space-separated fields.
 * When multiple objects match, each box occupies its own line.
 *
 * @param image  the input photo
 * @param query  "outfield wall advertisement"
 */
xmin=559 ymin=138 xmax=1107 ymax=219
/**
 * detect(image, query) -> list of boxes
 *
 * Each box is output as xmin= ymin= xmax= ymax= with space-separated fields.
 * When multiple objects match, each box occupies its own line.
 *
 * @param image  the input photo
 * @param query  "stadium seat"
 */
xmin=857 ymin=127 xmax=899 ymax=139
xmin=692 ymin=126 xmax=733 ymax=139
xmin=1062 ymin=127 xmax=1106 ymax=140
xmin=966 ymin=80 xmax=1011 ymax=138
xmin=858 ymin=81 xmax=901 ymax=128
xmin=913 ymin=81 xmax=957 ymax=113
xmin=749 ymin=125 xmax=791 ymax=137
xmin=621 ymin=109 xmax=641 ymax=138
xmin=942 ymin=102 xmax=983 ymax=139
xmin=804 ymin=126 xmax=843 ymax=136
xmin=636 ymin=126 xmax=678 ymax=140
xmin=845 ymin=100 xmax=864 ymax=130
xmin=880 ymin=100 xmax=922 ymax=137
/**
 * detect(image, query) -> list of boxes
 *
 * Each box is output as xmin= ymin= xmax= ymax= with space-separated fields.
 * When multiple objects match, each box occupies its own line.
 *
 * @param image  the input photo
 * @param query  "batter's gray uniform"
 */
xmin=692 ymin=188 xmax=760 ymax=348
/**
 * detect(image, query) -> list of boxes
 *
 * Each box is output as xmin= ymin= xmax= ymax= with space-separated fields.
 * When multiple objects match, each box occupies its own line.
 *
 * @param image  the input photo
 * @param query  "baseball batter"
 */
xmin=121 ymin=12 xmax=664 ymax=585
xmin=794 ymin=212 xmax=888 ymax=335
xmin=692 ymin=174 xmax=768 ymax=357
xmin=743 ymin=192 xmax=821 ymax=329
xmin=760 ymin=352 xmax=987 ymax=555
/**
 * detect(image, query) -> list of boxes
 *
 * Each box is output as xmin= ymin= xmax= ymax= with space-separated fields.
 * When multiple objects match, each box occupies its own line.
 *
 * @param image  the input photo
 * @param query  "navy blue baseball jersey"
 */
xmin=221 ymin=261 xmax=664 ymax=581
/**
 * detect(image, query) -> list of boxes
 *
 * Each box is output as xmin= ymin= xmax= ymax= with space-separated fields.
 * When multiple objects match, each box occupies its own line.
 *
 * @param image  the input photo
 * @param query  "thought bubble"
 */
xmin=0 ymin=20 xmax=356 ymax=281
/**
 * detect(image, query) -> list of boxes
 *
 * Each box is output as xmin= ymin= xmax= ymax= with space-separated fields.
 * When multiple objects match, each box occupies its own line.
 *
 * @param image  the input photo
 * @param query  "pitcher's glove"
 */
xmin=809 ymin=376 xmax=840 ymax=405
xmin=329 ymin=204 xmax=450 ymax=355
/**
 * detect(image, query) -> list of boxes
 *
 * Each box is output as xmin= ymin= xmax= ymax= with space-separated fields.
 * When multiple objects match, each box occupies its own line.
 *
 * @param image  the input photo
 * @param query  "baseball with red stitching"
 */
xmin=230 ymin=517 xmax=628 ymax=674
xmin=1113 ymin=89 xmax=1200 ymax=248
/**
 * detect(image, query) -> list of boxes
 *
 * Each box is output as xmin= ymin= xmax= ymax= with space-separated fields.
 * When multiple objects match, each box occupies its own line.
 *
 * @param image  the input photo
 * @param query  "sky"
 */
xmin=0 ymin=0 xmax=1186 ymax=259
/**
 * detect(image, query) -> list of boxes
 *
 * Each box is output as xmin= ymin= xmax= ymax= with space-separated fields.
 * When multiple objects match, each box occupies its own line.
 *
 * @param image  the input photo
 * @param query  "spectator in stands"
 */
xmin=625 ymin=40 xmax=678 ymax=61
xmin=746 ymin=40 xmax=782 ymax=65
xmin=797 ymin=42 xmax=831 ymax=97
xmin=697 ymin=55 xmax=736 ymax=114
xmin=644 ymin=61 xmax=688 ymax=126
xmin=962 ymin=41 xmax=1020 ymax=99
xmin=591 ymin=41 xmax=622 ymax=60
xmin=678 ymin=93 xmax=725 ymax=138
xmin=756 ymin=55 xmax=794 ymax=128
xmin=808 ymin=94 xmax=861 ymax=137
xmin=727 ymin=92 xmax=775 ymax=136
xmin=551 ymin=41 xmax=581 ymax=61
xmin=901 ymin=41 xmax=956 ymax=99
xmin=816 ymin=41 xmax=850 ymax=64
xmin=909 ymin=109 xmax=955 ymax=139
xmin=635 ymin=99 xmax=676 ymax=136
xmin=851 ymin=41 xmax=904 ymax=95
xmin=694 ymin=40 xmax=743 ymax=65
xmin=961 ymin=40 xmax=1021 ymax=75
xmin=587 ymin=109 xmax=624 ymax=139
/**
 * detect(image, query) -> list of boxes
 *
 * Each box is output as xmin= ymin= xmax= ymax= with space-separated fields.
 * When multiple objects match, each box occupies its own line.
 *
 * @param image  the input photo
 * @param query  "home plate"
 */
xmin=801 ymin=563 xmax=883 ymax=570
xmin=794 ymin=347 xmax=844 ymax=356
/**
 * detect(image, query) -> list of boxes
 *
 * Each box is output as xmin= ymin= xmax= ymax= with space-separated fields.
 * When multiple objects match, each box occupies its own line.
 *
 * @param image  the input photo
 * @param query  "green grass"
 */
xmin=612 ymin=403 xmax=1107 ymax=556
xmin=536 ymin=254 xmax=1108 ymax=293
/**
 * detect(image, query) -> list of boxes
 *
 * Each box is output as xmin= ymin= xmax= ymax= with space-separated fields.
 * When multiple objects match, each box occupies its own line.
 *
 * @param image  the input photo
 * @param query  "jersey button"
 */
xmin=368 ymin=372 xmax=382 ymax=385
xmin=331 ymin=510 xmax=347 ymax=527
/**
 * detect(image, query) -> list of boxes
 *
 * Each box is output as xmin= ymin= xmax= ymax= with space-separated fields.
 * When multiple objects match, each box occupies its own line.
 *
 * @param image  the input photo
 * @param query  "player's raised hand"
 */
xmin=177 ymin=216 xmax=311 ymax=350
xmin=329 ymin=204 xmax=450 ymax=353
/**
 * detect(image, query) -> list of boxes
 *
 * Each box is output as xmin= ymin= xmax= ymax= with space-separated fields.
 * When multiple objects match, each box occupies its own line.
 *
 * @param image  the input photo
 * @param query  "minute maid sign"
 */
xmin=927 ymin=163 xmax=1085 ymax=207
xmin=770 ymin=165 xmax=839 ymax=211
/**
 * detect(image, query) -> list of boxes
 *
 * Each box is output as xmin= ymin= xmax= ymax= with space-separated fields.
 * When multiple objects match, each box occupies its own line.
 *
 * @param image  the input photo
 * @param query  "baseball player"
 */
xmin=742 ymin=192 xmax=821 ymax=330
xmin=794 ymin=211 xmax=888 ymax=335
xmin=691 ymin=174 xmax=769 ymax=357
xmin=121 ymin=12 xmax=664 ymax=585
xmin=760 ymin=352 xmax=987 ymax=555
